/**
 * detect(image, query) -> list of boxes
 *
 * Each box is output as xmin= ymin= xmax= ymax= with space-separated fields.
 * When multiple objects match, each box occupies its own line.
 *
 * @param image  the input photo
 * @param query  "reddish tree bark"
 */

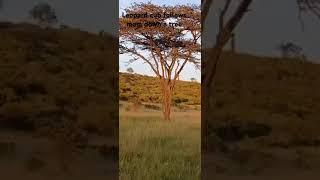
xmin=160 ymin=80 xmax=174 ymax=120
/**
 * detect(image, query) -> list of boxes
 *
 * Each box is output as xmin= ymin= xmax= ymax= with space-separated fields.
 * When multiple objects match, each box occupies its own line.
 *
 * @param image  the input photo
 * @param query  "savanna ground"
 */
xmin=119 ymin=101 xmax=201 ymax=180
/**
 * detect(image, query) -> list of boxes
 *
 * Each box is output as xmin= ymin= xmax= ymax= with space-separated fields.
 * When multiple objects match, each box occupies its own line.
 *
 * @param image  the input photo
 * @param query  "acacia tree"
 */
xmin=29 ymin=2 xmax=58 ymax=27
xmin=201 ymin=0 xmax=320 ymax=150
xmin=190 ymin=77 xmax=197 ymax=82
xmin=120 ymin=3 xmax=201 ymax=120
xmin=277 ymin=41 xmax=305 ymax=60
xmin=126 ymin=67 xmax=134 ymax=74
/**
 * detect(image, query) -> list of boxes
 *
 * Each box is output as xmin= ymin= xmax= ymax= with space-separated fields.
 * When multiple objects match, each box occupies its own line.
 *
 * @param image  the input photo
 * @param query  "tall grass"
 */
xmin=120 ymin=114 xmax=200 ymax=180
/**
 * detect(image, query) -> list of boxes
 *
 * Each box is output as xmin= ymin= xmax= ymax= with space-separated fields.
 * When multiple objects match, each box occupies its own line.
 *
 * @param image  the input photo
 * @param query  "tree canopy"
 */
xmin=120 ymin=2 xmax=201 ymax=80
xmin=29 ymin=2 xmax=58 ymax=27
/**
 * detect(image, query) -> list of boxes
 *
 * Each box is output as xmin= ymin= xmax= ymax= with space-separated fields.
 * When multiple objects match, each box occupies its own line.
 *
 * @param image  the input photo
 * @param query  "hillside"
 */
xmin=119 ymin=72 xmax=201 ymax=105
xmin=0 ymin=22 xmax=118 ymax=134
xmin=209 ymin=51 xmax=320 ymax=125
xmin=0 ymin=22 xmax=118 ymax=178
xmin=205 ymin=51 xmax=320 ymax=177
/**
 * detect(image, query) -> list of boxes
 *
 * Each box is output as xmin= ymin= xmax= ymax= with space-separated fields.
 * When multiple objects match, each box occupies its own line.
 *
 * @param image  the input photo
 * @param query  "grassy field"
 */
xmin=119 ymin=109 xmax=201 ymax=180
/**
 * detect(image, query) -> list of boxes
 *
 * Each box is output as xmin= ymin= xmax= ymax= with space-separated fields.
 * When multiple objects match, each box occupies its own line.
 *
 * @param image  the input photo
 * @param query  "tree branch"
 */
xmin=202 ymin=0 xmax=214 ymax=26
xmin=120 ymin=45 xmax=160 ymax=76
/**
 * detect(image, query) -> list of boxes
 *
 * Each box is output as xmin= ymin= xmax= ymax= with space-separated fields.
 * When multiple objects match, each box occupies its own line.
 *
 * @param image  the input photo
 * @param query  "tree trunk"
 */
xmin=202 ymin=84 xmax=210 ymax=152
xmin=161 ymin=81 xmax=173 ymax=121
xmin=202 ymin=47 xmax=223 ymax=152
xmin=231 ymin=33 xmax=236 ymax=54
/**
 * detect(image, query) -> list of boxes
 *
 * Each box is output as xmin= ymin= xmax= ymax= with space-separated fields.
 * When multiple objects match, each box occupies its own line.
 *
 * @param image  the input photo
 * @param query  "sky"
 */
xmin=119 ymin=0 xmax=201 ymax=82
xmin=0 ymin=0 xmax=118 ymax=35
xmin=120 ymin=0 xmax=200 ymax=10
xmin=203 ymin=0 xmax=320 ymax=62
xmin=1 ymin=0 xmax=319 ymax=80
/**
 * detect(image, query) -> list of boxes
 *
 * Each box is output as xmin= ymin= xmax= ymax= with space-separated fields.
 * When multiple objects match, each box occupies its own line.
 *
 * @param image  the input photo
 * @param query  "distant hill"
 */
xmin=0 ymin=22 xmax=118 ymax=178
xmin=120 ymin=72 xmax=201 ymax=105
xmin=205 ymin=51 xmax=320 ymax=174
xmin=0 ymin=22 xmax=118 ymax=135
xmin=209 ymin=51 xmax=320 ymax=121
xmin=205 ymin=51 xmax=320 ymax=129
